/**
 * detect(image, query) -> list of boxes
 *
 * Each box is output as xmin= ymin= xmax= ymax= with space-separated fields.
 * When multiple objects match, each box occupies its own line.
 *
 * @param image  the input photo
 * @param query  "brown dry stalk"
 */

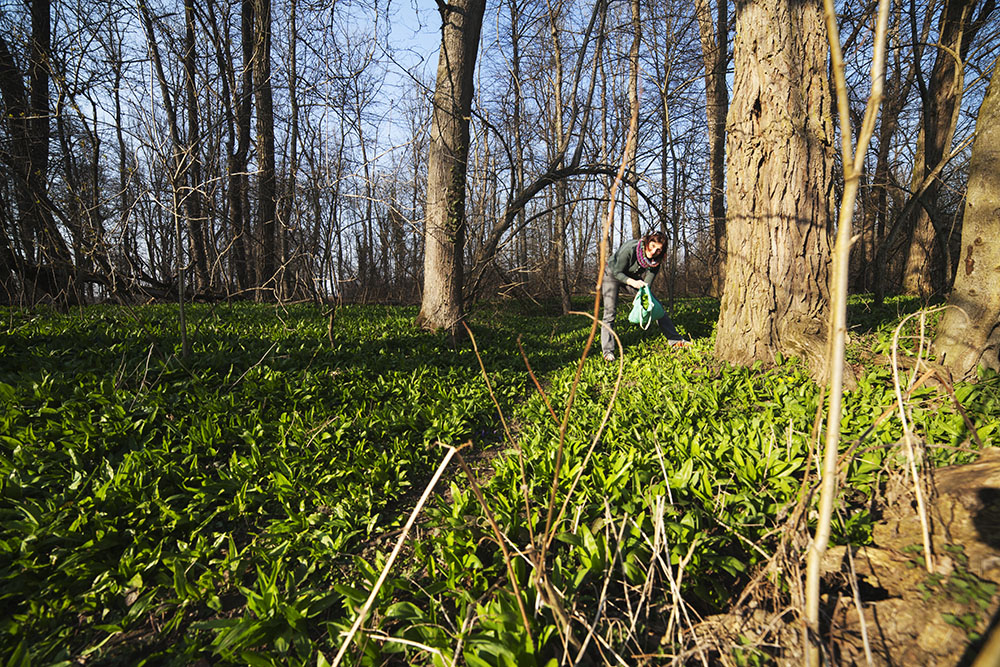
xmin=891 ymin=309 xmax=943 ymax=573
xmin=453 ymin=451 xmax=535 ymax=646
xmin=538 ymin=74 xmax=640 ymax=565
xmin=517 ymin=334 xmax=560 ymax=425
xmin=462 ymin=321 xmax=536 ymax=548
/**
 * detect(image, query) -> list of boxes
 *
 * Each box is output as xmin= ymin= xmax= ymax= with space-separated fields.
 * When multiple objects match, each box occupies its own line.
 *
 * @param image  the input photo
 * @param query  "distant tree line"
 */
xmin=0 ymin=0 xmax=997 ymax=323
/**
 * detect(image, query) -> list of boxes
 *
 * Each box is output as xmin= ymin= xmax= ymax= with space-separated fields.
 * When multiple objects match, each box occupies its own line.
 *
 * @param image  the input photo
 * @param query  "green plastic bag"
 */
xmin=628 ymin=285 xmax=666 ymax=329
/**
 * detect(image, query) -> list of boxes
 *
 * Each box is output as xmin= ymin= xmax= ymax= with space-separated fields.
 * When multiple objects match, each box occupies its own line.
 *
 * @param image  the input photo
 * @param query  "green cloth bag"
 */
xmin=628 ymin=285 xmax=666 ymax=329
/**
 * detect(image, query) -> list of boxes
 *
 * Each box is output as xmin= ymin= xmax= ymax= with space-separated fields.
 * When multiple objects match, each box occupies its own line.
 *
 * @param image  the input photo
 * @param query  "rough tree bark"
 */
xmin=714 ymin=0 xmax=835 ymax=381
xmin=694 ymin=0 xmax=729 ymax=298
xmin=233 ymin=0 xmax=255 ymax=290
xmin=415 ymin=0 xmax=486 ymax=333
xmin=934 ymin=60 xmax=1000 ymax=380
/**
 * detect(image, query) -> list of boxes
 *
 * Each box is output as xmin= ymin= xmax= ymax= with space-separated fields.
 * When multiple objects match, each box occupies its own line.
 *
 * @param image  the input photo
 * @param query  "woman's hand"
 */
xmin=626 ymin=278 xmax=646 ymax=290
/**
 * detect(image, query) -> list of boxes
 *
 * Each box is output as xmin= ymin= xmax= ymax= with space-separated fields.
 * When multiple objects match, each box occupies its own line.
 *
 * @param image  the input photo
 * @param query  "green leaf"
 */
xmin=5 ymin=640 xmax=30 ymax=667
xmin=385 ymin=601 xmax=425 ymax=621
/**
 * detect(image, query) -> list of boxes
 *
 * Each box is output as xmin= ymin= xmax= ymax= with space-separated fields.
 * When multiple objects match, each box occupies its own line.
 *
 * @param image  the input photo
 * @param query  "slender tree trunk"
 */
xmin=254 ymin=0 xmax=277 ymax=299
xmin=934 ymin=61 xmax=1000 ymax=379
xmin=113 ymin=58 xmax=130 ymax=294
xmin=228 ymin=0 xmax=254 ymax=291
xmin=695 ymin=0 xmax=729 ymax=297
xmin=357 ymin=105 xmax=374 ymax=297
xmin=281 ymin=0 xmax=300 ymax=299
xmin=415 ymin=0 xmax=486 ymax=333
xmin=183 ymin=0 xmax=210 ymax=291
xmin=627 ymin=0 xmax=642 ymax=240
xmin=138 ymin=0 xmax=191 ymax=357
xmin=546 ymin=3 xmax=572 ymax=314
xmin=715 ymin=0 xmax=835 ymax=382
xmin=508 ymin=0 xmax=528 ymax=285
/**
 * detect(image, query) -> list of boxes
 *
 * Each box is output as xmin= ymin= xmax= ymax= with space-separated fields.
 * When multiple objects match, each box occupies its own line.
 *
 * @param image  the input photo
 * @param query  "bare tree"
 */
xmin=0 ymin=0 xmax=76 ymax=302
xmin=902 ymin=0 xmax=996 ymax=297
xmin=415 ymin=0 xmax=486 ymax=333
xmin=254 ymin=0 xmax=277 ymax=299
xmin=184 ymin=0 xmax=210 ymax=290
xmin=694 ymin=0 xmax=728 ymax=296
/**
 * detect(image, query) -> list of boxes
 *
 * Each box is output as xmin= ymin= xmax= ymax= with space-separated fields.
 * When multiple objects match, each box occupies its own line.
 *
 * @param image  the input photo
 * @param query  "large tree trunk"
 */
xmin=934 ymin=61 xmax=1000 ymax=380
xmin=714 ymin=0 xmax=834 ymax=381
xmin=694 ymin=0 xmax=728 ymax=297
xmin=902 ymin=0 xmax=995 ymax=298
xmin=415 ymin=0 xmax=486 ymax=333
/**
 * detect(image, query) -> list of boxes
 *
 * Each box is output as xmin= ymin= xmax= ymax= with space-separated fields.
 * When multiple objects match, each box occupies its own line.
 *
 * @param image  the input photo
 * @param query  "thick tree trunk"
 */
xmin=694 ymin=0 xmax=728 ymax=297
xmin=415 ymin=0 xmax=485 ymax=333
xmin=934 ymin=62 xmax=1000 ymax=380
xmin=871 ymin=5 xmax=937 ymax=303
xmin=230 ymin=0 xmax=255 ymax=291
xmin=714 ymin=0 xmax=834 ymax=381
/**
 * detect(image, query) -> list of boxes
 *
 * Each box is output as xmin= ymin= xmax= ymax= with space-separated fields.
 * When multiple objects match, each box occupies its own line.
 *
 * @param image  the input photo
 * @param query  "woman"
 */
xmin=600 ymin=230 xmax=685 ymax=361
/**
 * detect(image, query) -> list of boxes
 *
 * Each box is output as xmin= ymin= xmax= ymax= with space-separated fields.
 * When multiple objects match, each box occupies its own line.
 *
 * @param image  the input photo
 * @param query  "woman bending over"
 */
xmin=601 ymin=230 xmax=685 ymax=361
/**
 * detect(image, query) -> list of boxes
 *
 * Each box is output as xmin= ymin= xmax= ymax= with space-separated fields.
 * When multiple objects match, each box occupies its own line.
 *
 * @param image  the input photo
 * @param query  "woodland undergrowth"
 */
xmin=0 ymin=296 xmax=997 ymax=666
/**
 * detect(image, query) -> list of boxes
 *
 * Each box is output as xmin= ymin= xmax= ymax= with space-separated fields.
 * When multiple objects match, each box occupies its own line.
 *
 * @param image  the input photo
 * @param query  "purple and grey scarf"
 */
xmin=636 ymin=242 xmax=660 ymax=269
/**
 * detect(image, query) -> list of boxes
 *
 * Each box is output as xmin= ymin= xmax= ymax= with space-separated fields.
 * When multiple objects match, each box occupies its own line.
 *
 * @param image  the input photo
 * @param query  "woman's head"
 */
xmin=642 ymin=230 xmax=667 ymax=261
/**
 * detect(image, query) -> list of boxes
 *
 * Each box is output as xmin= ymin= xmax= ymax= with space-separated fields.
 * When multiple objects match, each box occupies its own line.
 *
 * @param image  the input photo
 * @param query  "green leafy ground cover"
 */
xmin=1 ymin=297 xmax=997 ymax=665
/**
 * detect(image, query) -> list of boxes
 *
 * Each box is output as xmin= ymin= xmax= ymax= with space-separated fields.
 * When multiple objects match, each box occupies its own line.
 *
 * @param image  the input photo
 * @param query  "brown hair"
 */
xmin=642 ymin=230 xmax=668 ymax=258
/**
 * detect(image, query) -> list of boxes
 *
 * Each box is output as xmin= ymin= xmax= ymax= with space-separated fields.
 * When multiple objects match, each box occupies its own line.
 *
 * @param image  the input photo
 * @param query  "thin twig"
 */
xmin=845 ymin=546 xmax=875 ymax=666
xmin=572 ymin=503 xmax=629 ymax=665
xmin=517 ymin=334 xmax=560 ymax=425
xmin=807 ymin=0 xmax=891 ymax=663
xmin=331 ymin=444 xmax=462 ymax=667
xmin=891 ymin=309 xmax=942 ymax=573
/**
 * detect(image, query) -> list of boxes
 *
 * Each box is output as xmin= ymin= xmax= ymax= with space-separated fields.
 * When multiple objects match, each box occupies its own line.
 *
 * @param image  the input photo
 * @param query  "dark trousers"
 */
xmin=600 ymin=266 xmax=681 ymax=356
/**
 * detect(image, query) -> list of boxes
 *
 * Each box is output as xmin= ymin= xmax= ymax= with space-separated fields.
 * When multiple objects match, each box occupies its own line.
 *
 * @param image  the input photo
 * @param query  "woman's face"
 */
xmin=645 ymin=239 xmax=664 ymax=260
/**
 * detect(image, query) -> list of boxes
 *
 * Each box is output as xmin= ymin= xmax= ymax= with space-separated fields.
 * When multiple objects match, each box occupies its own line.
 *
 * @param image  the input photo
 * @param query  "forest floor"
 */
xmin=2 ymin=296 xmax=999 ymax=665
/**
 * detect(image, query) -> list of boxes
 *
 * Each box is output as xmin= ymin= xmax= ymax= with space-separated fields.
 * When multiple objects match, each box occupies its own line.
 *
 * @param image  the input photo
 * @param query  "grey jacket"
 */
xmin=608 ymin=239 xmax=659 ymax=286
